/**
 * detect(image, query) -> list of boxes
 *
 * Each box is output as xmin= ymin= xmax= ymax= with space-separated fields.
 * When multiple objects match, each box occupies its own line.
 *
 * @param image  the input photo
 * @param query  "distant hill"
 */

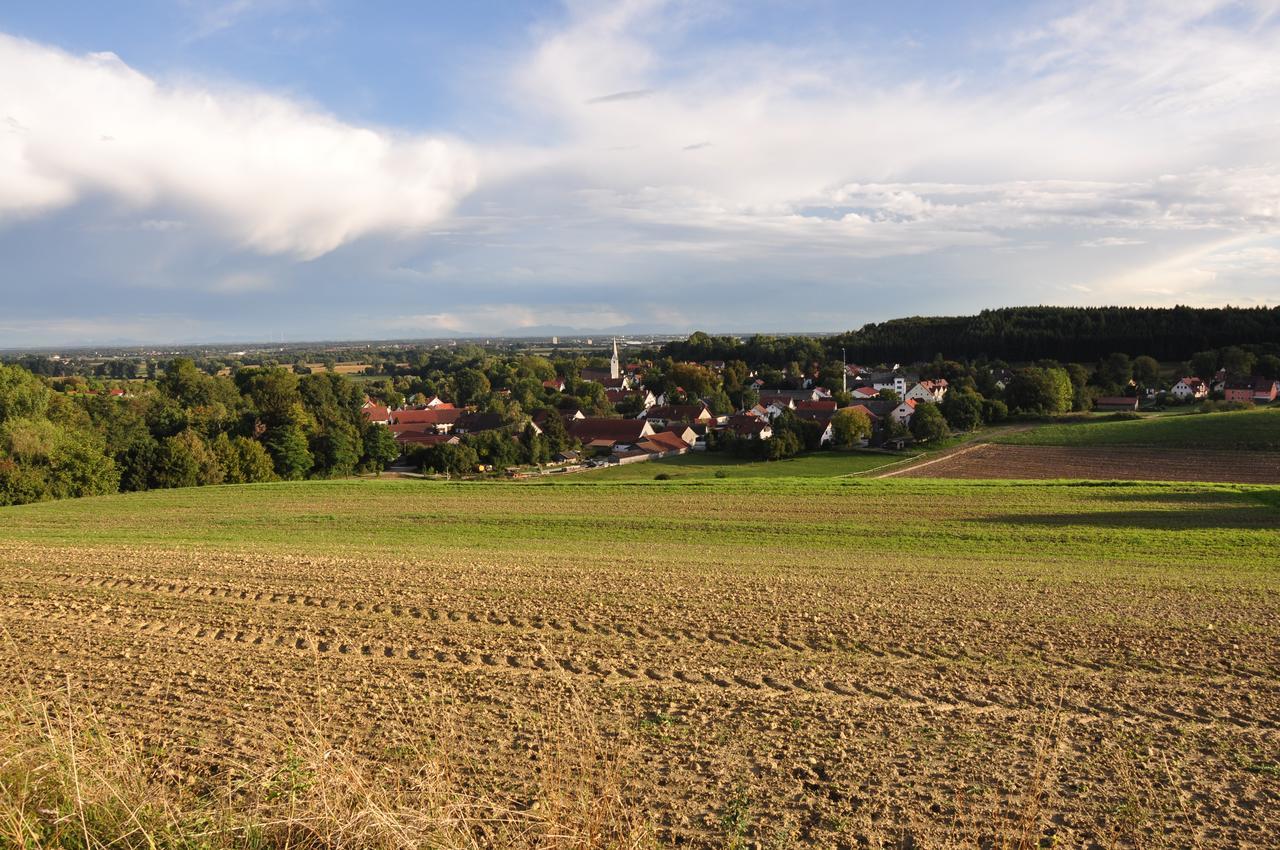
xmin=829 ymin=306 xmax=1280 ymax=363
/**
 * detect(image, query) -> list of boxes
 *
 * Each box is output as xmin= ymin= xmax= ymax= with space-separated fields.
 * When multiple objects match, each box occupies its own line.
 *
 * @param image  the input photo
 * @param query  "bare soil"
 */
xmin=897 ymin=444 xmax=1280 ymax=483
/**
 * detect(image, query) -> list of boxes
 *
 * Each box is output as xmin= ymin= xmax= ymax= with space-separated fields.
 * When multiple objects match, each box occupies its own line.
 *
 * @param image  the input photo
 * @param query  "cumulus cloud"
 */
xmin=0 ymin=33 xmax=477 ymax=259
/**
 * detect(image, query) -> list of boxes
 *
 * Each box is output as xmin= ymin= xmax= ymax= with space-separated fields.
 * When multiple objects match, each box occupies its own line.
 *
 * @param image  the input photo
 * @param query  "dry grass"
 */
xmin=0 ymin=679 xmax=655 ymax=850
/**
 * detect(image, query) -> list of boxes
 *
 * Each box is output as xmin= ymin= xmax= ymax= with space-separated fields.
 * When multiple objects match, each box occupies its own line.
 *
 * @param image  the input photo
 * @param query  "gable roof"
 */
xmin=569 ymin=417 xmax=655 ymax=443
xmin=393 ymin=408 xmax=465 ymax=426
xmin=643 ymin=404 xmax=711 ymax=421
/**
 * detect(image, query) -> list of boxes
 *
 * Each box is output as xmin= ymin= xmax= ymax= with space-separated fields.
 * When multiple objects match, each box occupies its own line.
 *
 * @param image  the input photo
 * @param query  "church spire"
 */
xmin=610 ymin=339 xmax=620 ymax=380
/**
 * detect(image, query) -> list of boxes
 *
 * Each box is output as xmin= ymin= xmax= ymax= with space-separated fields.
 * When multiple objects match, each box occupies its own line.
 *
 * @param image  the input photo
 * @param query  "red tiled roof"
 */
xmin=393 ymin=408 xmax=464 ymax=425
xmin=569 ymin=418 xmax=654 ymax=443
xmin=795 ymin=400 xmax=837 ymax=412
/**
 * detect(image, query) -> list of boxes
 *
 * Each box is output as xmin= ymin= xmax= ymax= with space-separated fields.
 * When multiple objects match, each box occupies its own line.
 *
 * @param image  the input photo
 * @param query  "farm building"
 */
xmin=1170 ymin=377 xmax=1208 ymax=400
xmin=1095 ymin=396 xmax=1139 ymax=411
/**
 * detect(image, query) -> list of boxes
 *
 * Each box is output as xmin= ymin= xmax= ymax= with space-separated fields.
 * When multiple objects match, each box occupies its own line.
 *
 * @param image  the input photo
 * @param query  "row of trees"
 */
xmin=0 ymin=360 xmax=403 ymax=506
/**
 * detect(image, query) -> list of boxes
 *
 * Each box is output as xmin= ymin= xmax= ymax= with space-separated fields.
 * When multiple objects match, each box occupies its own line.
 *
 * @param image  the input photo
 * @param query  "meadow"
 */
xmin=1 ymin=477 xmax=1277 ymax=847
xmin=572 ymin=449 xmax=912 ymax=481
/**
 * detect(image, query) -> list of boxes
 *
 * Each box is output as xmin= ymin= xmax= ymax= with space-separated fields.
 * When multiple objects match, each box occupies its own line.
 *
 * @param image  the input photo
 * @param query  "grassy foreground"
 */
xmin=994 ymin=407 xmax=1280 ymax=450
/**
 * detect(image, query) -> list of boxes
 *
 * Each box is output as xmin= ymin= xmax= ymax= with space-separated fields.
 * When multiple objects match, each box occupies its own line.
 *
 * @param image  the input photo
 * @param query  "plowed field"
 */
xmin=896 ymin=444 xmax=1280 ymax=483
xmin=1 ymin=479 xmax=1277 ymax=847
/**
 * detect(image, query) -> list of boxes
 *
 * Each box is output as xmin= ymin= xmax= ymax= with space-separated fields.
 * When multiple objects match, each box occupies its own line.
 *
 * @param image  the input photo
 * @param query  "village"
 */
xmin=361 ymin=340 xmax=1280 ymax=476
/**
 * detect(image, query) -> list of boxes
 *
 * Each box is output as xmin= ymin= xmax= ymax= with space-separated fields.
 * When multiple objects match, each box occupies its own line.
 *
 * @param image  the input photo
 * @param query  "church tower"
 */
xmin=610 ymin=339 xmax=621 ymax=380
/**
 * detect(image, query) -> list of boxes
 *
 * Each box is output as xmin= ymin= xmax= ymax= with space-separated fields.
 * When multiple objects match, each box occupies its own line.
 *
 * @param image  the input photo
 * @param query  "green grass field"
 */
xmin=994 ymin=407 xmax=1280 ymax=450
xmin=572 ymin=449 xmax=912 ymax=481
xmin=1 ymin=477 xmax=1275 ymax=569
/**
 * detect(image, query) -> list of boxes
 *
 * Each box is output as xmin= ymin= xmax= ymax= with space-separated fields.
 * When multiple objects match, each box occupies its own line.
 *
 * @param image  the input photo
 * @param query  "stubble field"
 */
xmin=1 ymin=478 xmax=1277 ymax=847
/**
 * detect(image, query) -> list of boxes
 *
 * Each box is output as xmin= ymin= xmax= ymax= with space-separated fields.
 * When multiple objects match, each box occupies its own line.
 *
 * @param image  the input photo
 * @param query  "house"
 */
xmin=724 ymin=414 xmax=773 ymax=440
xmin=392 ymin=408 xmax=465 ymax=433
xmin=361 ymin=400 xmax=391 ymax=425
xmin=857 ymin=373 xmax=910 ymax=397
xmin=554 ymin=450 xmax=581 ymax=463
xmin=794 ymin=400 xmax=838 ymax=414
xmin=422 ymin=396 xmax=452 ymax=409
xmin=759 ymin=396 xmax=795 ymax=418
xmin=662 ymin=424 xmax=700 ymax=447
xmin=1094 ymin=396 xmax=1139 ymax=411
xmin=568 ymin=417 xmax=656 ymax=450
xmin=453 ymin=412 xmax=506 ymax=434
xmin=641 ymin=404 xmax=713 ymax=428
xmin=1250 ymin=378 xmax=1279 ymax=403
xmin=792 ymin=410 xmax=834 ymax=444
xmin=890 ymin=399 xmax=918 ymax=426
xmin=542 ymin=378 xmax=567 ymax=392
xmin=904 ymin=379 xmax=949 ymax=404
xmin=851 ymin=386 xmax=880 ymax=399
xmin=607 ymin=388 xmax=657 ymax=409
xmin=394 ymin=432 xmax=460 ymax=447
xmin=636 ymin=430 xmax=691 ymax=457
xmin=1170 ymin=377 xmax=1208 ymax=400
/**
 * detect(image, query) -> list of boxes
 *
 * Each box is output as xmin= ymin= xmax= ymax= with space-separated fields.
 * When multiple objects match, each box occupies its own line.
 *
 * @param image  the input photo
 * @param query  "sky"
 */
xmin=1 ymin=0 xmax=1278 ymax=346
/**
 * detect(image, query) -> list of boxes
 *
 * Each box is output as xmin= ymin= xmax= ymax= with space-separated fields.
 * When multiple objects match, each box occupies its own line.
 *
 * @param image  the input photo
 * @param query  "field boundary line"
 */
xmin=839 ymin=452 xmax=924 ymax=478
xmin=873 ymin=443 xmax=983 ymax=478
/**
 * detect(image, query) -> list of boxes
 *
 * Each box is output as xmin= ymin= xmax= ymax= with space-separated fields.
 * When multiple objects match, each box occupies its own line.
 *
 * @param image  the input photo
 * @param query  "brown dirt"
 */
xmin=897 ymin=444 xmax=1280 ymax=483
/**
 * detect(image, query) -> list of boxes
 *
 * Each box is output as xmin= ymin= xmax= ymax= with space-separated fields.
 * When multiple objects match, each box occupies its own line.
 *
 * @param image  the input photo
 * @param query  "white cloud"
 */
xmin=383 ymin=304 xmax=630 ymax=335
xmin=480 ymin=0 xmax=1280 ymax=272
xmin=0 ymin=33 xmax=477 ymax=259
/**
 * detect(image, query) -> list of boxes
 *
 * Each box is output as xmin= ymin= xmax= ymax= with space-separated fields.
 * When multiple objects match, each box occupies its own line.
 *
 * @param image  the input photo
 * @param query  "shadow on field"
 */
xmin=976 ymin=505 xmax=1277 ymax=530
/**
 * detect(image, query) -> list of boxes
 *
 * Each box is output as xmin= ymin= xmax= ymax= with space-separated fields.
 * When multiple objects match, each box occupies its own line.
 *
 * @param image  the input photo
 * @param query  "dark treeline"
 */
xmin=661 ymin=306 xmax=1280 ymax=366
xmin=828 ymin=306 xmax=1280 ymax=364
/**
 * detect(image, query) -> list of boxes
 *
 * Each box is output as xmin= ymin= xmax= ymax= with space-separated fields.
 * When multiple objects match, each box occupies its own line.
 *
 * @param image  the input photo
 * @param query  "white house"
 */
xmin=868 ymin=374 xmax=910 ymax=397
xmin=904 ymin=379 xmax=949 ymax=404
xmin=890 ymin=399 xmax=918 ymax=426
xmin=1170 ymin=377 xmax=1208 ymax=400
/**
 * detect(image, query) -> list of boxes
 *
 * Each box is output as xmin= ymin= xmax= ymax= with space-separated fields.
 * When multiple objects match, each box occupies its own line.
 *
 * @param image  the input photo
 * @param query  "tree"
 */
xmin=1005 ymin=367 xmax=1071 ymax=415
xmin=1097 ymin=352 xmax=1133 ymax=391
xmin=766 ymin=429 xmax=802 ymax=460
xmin=830 ymin=408 xmax=872 ymax=448
xmin=878 ymin=388 xmax=900 ymax=403
xmin=0 ymin=364 xmax=51 ymax=424
xmin=311 ymin=423 xmax=362 ymax=478
xmin=1220 ymin=346 xmax=1257 ymax=378
xmin=263 ymin=425 xmax=313 ymax=480
xmin=1257 ymin=354 xmax=1280 ymax=380
xmin=454 ymin=368 xmax=492 ymax=406
xmin=523 ymin=423 xmax=549 ymax=465
xmin=909 ymin=403 xmax=949 ymax=443
xmin=1190 ymin=351 xmax=1218 ymax=381
xmin=940 ymin=392 xmax=983 ymax=432
xmin=361 ymin=424 xmax=400 ymax=473
xmin=537 ymin=409 xmax=573 ymax=454
xmin=153 ymin=430 xmax=223 ymax=489
xmin=1132 ymin=356 xmax=1161 ymax=389
xmin=980 ymin=398 xmax=1008 ymax=424
xmin=412 ymin=442 xmax=479 ymax=477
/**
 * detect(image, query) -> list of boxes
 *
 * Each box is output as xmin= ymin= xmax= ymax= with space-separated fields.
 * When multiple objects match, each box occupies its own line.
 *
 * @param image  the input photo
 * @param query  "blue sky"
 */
xmin=1 ymin=1 xmax=1277 ymax=345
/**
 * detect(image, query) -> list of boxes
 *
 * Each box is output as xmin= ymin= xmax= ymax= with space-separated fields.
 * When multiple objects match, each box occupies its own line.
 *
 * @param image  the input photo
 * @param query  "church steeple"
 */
xmin=610 ymin=339 xmax=620 ymax=380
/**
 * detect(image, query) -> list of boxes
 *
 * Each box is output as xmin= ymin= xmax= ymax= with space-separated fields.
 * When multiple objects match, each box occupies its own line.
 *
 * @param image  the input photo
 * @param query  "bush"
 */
xmin=1107 ymin=411 xmax=1142 ymax=421
xmin=654 ymin=472 xmax=672 ymax=480
xmin=1197 ymin=400 xmax=1253 ymax=414
xmin=713 ymin=469 xmax=728 ymax=478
